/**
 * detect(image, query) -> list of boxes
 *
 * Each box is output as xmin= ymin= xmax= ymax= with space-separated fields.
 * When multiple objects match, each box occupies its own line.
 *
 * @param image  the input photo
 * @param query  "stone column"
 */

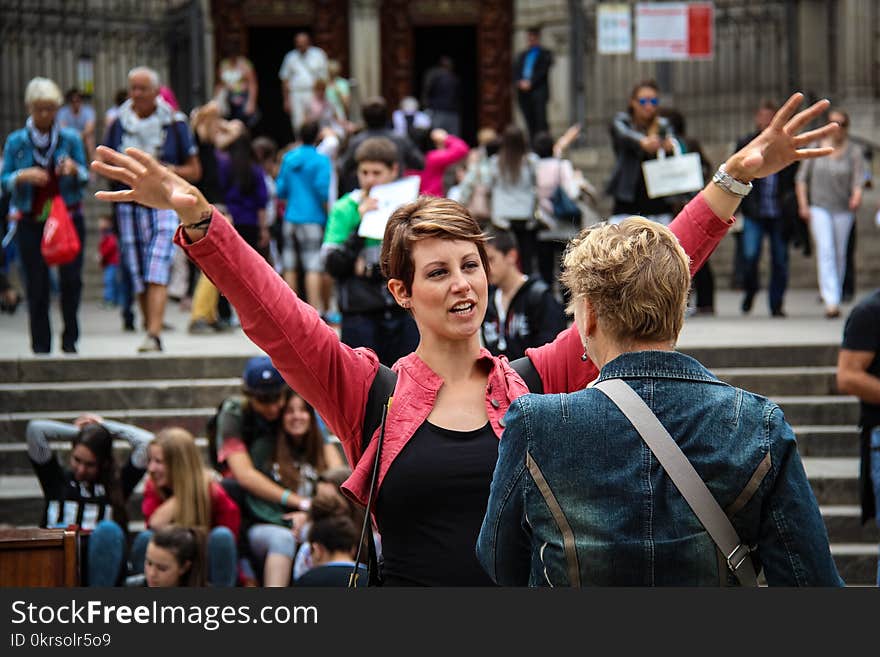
xmin=350 ymin=0 xmax=382 ymax=114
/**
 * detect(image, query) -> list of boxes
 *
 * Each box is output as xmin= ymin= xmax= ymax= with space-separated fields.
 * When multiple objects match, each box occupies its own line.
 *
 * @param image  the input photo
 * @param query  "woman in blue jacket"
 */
xmin=1 ymin=77 xmax=89 ymax=353
xmin=478 ymin=217 xmax=843 ymax=586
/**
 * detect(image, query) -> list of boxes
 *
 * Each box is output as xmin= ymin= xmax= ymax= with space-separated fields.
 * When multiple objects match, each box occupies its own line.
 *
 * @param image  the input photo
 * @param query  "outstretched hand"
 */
xmin=726 ymin=93 xmax=838 ymax=182
xmin=91 ymin=146 xmax=210 ymax=224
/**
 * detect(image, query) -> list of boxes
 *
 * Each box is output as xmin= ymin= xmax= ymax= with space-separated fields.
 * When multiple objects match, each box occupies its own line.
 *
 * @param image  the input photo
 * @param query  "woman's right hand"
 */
xmin=17 ymin=167 xmax=49 ymax=187
xmin=91 ymin=146 xmax=211 ymax=225
xmin=798 ymin=204 xmax=811 ymax=222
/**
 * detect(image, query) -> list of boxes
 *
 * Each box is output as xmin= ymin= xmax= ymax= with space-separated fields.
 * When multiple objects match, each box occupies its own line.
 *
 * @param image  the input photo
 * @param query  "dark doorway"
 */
xmin=247 ymin=26 xmax=307 ymax=147
xmin=412 ymin=26 xmax=478 ymax=145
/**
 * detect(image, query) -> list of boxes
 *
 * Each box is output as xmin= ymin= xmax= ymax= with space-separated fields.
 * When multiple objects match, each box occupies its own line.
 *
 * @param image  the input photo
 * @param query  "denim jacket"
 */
xmin=477 ymin=350 xmax=843 ymax=586
xmin=1 ymin=127 xmax=89 ymax=213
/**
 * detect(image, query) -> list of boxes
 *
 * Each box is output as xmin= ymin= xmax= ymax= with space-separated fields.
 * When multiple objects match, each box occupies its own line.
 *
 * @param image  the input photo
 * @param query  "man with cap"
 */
xmin=209 ymin=356 xmax=308 ymax=584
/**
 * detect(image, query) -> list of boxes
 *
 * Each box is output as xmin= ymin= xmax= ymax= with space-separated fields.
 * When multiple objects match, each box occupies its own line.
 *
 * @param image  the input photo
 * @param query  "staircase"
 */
xmin=0 ymin=342 xmax=875 ymax=585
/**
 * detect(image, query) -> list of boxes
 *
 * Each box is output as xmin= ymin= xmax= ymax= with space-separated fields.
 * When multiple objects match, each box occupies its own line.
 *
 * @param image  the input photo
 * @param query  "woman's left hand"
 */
xmin=725 ymin=93 xmax=839 ymax=182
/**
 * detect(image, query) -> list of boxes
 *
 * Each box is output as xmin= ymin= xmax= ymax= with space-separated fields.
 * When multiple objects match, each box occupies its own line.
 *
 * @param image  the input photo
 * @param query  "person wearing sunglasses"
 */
xmin=606 ymin=79 xmax=677 ymax=225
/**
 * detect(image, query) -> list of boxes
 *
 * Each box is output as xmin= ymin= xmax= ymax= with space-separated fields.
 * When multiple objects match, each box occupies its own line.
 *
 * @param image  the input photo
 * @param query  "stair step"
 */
xmin=801 ymin=457 xmax=859 ymax=505
xmin=820 ymin=506 xmax=879 ymax=543
xmin=0 ymin=408 xmax=216 ymax=444
xmin=0 ymin=378 xmax=240 ymax=413
xmin=829 ymin=544 xmax=878 ymax=585
xmin=794 ymin=426 xmax=860 ymax=457
xmin=712 ymin=366 xmax=838 ymax=396
xmin=0 ymin=356 xmax=252 ymax=384
xmin=681 ymin=345 xmax=839 ymax=369
xmin=774 ymin=396 xmax=860 ymax=426
xmin=0 ymin=438 xmax=210 ymax=475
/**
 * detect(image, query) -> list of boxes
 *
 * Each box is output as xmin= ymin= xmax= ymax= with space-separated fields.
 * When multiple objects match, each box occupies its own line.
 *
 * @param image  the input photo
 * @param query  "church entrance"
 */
xmin=412 ymin=25 xmax=478 ymax=144
xmin=381 ymin=0 xmax=513 ymax=145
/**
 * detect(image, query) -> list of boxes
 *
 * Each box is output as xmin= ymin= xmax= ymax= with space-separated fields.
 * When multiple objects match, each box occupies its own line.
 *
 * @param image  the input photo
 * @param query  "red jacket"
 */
xmin=419 ymin=134 xmax=470 ymax=197
xmin=175 ymin=193 xmax=730 ymax=506
xmin=98 ymin=232 xmax=120 ymax=267
xmin=142 ymin=478 xmax=241 ymax=540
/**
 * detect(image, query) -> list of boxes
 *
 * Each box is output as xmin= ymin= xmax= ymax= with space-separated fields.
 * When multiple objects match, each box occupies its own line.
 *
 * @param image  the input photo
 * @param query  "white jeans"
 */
xmin=809 ymin=205 xmax=854 ymax=307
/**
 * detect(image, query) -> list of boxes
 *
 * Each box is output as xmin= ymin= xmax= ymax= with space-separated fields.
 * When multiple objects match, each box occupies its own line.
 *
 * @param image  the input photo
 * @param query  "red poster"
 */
xmin=687 ymin=3 xmax=713 ymax=58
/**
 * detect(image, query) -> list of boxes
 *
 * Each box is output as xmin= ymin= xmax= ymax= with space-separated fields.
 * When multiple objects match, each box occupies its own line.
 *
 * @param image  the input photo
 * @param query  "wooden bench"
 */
xmin=0 ymin=527 xmax=79 ymax=587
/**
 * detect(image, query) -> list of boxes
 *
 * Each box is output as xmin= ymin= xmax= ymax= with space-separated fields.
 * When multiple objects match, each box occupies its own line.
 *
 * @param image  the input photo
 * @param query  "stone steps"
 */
xmin=1 ymin=341 xmax=875 ymax=584
xmin=0 ymin=378 xmax=240 ymax=414
xmin=0 ymin=408 xmax=215 ymax=445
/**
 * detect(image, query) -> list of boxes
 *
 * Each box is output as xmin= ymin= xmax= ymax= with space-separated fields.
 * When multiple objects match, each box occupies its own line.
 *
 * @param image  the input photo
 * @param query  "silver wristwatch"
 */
xmin=712 ymin=164 xmax=753 ymax=198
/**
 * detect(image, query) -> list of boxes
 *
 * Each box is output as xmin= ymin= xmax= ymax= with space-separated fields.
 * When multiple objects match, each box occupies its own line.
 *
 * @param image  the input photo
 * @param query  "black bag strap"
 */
xmin=510 ymin=356 xmax=543 ymax=394
xmin=349 ymin=364 xmax=397 ymax=587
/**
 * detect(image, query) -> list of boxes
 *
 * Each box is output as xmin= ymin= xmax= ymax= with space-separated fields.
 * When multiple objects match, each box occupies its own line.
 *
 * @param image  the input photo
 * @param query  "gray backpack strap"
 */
xmin=593 ymin=378 xmax=758 ymax=587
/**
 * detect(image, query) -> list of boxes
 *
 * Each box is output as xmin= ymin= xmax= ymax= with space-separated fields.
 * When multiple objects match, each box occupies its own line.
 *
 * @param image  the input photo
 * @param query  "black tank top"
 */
xmin=376 ymin=420 xmax=499 ymax=586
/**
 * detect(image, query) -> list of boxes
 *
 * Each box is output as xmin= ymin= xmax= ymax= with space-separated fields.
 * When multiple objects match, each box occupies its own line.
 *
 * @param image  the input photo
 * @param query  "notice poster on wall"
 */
xmin=635 ymin=2 xmax=714 ymax=61
xmin=598 ymin=4 xmax=632 ymax=55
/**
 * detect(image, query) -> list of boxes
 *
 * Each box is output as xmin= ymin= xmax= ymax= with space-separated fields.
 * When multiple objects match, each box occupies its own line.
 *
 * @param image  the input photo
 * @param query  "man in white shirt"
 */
xmin=279 ymin=32 xmax=329 ymax=133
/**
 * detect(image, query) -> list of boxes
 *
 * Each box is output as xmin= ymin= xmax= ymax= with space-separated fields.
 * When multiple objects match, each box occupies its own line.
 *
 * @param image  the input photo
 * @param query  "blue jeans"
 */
xmin=742 ymin=215 xmax=789 ymax=312
xmin=870 ymin=427 xmax=880 ymax=585
xmin=131 ymin=527 xmax=238 ymax=587
xmin=102 ymin=264 xmax=122 ymax=305
xmin=87 ymin=520 xmax=126 ymax=587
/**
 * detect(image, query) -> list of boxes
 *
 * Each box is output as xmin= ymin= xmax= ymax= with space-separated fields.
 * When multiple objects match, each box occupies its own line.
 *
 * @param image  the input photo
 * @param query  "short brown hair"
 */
xmin=380 ymin=197 xmax=489 ymax=294
xmin=561 ymin=218 xmax=690 ymax=344
xmin=354 ymin=137 xmax=398 ymax=168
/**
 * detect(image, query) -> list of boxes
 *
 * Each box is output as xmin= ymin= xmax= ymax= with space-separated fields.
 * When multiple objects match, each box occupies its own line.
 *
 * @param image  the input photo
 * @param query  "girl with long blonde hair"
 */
xmin=131 ymin=427 xmax=240 ymax=586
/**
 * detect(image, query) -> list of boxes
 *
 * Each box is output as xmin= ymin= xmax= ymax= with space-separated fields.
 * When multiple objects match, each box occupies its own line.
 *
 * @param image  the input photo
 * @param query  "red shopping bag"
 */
xmin=40 ymin=196 xmax=81 ymax=266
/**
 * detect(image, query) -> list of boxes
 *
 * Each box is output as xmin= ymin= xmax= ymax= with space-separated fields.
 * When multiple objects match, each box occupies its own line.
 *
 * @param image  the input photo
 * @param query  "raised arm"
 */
xmin=91 ymin=146 xmax=379 ymax=457
xmin=528 ymin=94 xmax=839 ymax=395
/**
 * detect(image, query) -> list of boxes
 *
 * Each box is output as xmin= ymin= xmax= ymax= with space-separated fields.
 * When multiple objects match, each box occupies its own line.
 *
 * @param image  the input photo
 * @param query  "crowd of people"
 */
xmin=3 ymin=26 xmax=879 ymax=588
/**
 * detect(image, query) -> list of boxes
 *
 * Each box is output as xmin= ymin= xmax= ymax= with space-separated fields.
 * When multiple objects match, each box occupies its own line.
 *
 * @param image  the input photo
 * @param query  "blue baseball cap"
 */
xmin=242 ymin=356 xmax=285 ymax=395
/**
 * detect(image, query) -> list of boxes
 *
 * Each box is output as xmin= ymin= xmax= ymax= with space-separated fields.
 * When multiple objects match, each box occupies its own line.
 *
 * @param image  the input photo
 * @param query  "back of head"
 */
xmin=532 ymin=131 xmax=554 ymax=158
xmin=561 ymin=218 xmax=690 ymax=345
xmin=150 ymin=526 xmax=207 ymax=587
xmin=409 ymin=126 xmax=433 ymax=154
xmin=308 ymin=515 xmax=359 ymax=556
xmin=498 ymin=124 xmax=527 ymax=184
xmin=298 ymin=120 xmax=321 ymax=147
xmin=252 ymin=136 xmax=278 ymax=164
xmin=361 ymin=97 xmax=389 ymax=129
xmin=354 ymin=136 xmax=398 ymax=168
xmin=485 ymin=226 xmax=518 ymax=255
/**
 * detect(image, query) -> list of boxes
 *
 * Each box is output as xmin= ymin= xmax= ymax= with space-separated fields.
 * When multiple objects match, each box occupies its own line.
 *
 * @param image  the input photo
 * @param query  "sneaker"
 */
xmin=137 ymin=334 xmax=162 ymax=353
xmin=771 ymin=308 xmax=786 ymax=318
xmin=188 ymin=319 xmax=215 ymax=335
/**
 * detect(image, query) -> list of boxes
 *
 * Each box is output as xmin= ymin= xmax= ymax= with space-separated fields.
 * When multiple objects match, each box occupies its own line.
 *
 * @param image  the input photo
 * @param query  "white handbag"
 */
xmin=641 ymin=140 xmax=704 ymax=199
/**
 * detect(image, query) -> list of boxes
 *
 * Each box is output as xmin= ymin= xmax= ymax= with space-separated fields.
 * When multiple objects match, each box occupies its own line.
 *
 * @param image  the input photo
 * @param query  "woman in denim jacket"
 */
xmin=93 ymin=93 xmax=838 ymax=586
xmin=1 ymin=77 xmax=89 ymax=353
xmin=477 ymin=218 xmax=843 ymax=586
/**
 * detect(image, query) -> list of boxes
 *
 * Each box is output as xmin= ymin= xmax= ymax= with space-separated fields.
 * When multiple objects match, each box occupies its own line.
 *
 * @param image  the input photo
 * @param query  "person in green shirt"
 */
xmin=320 ymin=137 xmax=419 ymax=365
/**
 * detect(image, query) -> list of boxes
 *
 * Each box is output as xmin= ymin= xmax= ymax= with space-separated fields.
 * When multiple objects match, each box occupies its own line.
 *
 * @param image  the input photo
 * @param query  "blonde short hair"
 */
xmin=560 ymin=217 xmax=690 ymax=344
xmin=24 ymin=77 xmax=63 ymax=108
